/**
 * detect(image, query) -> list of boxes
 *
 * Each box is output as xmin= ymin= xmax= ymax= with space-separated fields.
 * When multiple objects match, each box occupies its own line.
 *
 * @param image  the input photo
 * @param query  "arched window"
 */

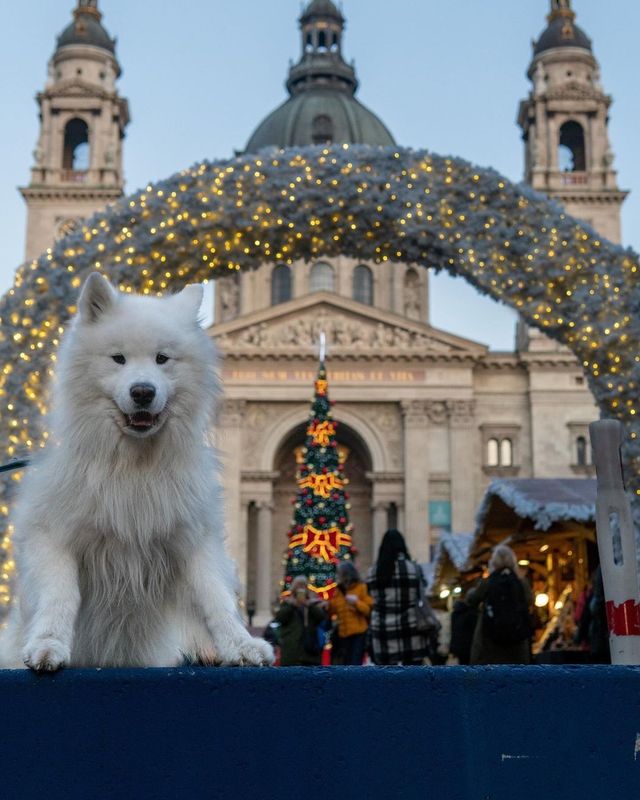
xmin=305 ymin=31 xmax=313 ymax=51
xmin=487 ymin=439 xmax=499 ymax=467
xmin=62 ymin=118 xmax=90 ymax=171
xmin=310 ymin=261 xmax=335 ymax=293
xmin=271 ymin=264 xmax=292 ymax=305
xmin=331 ymin=32 xmax=339 ymax=51
xmin=576 ymin=436 xmax=587 ymax=466
xmin=558 ymin=121 xmax=586 ymax=172
xmin=403 ymin=268 xmax=421 ymax=320
xmin=353 ymin=264 xmax=373 ymax=305
xmin=312 ymin=114 xmax=334 ymax=145
xmin=500 ymin=439 xmax=513 ymax=467
xmin=318 ymin=30 xmax=327 ymax=50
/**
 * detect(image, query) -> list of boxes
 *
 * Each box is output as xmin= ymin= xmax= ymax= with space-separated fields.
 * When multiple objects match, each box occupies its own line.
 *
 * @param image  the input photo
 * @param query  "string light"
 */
xmin=0 ymin=142 xmax=639 ymax=607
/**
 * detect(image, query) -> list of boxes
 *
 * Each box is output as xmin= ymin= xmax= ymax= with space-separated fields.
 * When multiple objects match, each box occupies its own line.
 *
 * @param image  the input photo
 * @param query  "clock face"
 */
xmin=55 ymin=218 xmax=79 ymax=240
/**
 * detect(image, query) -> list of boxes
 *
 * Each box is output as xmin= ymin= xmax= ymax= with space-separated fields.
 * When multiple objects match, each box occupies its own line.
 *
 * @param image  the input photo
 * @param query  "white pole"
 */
xmin=589 ymin=419 xmax=640 ymax=664
xmin=319 ymin=331 xmax=326 ymax=363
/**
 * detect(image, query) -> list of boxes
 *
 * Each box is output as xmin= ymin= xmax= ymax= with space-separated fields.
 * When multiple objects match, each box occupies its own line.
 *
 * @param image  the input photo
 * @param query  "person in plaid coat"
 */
xmin=366 ymin=529 xmax=428 ymax=665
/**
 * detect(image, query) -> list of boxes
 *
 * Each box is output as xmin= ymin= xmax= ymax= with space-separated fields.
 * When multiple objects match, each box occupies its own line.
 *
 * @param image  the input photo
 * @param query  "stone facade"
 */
xmin=210 ymin=289 xmax=598 ymax=621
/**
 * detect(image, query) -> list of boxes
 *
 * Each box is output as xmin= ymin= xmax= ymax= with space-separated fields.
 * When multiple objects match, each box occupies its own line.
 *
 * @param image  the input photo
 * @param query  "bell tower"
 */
xmin=518 ymin=0 xmax=627 ymax=243
xmin=20 ymin=0 xmax=130 ymax=261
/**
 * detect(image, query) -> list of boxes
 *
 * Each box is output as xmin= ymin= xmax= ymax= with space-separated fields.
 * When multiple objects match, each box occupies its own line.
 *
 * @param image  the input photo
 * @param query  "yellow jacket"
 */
xmin=329 ymin=581 xmax=373 ymax=638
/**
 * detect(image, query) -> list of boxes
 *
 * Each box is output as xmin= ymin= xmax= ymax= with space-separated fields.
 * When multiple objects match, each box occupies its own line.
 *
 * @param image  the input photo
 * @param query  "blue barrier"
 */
xmin=0 ymin=666 xmax=638 ymax=799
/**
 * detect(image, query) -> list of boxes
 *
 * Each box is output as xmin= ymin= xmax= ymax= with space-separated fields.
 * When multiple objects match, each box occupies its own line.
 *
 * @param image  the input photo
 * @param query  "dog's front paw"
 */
xmin=23 ymin=636 xmax=70 ymax=673
xmin=216 ymin=633 xmax=275 ymax=667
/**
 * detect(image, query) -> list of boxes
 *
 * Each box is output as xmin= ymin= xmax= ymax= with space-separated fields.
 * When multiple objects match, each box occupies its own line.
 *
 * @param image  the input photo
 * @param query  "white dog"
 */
xmin=0 ymin=273 xmax=273 ymax=670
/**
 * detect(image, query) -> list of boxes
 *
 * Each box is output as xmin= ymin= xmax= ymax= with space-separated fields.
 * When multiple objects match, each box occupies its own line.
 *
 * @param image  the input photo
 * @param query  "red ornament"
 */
xmin=297 ymin=524 xmax=303 ymax=533
xmin=306 ymin=498 xmax=313 ymax=506
xmin=319 ymin=516 xmax=326 ymax=524
xmin=339 ymin=517 xmax=346 ymax=524
xmin=322 ymin=466 xmax=328 ymax=474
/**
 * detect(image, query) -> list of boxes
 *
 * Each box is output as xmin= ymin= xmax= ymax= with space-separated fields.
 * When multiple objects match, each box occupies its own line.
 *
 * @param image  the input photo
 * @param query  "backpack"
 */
xmin=482 ymin=569 xmax=530 ymax=645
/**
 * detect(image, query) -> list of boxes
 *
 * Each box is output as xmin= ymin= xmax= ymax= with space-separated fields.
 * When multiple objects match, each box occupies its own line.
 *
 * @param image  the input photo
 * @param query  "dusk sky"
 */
xmin=0 ymin=0 xmax=638 ymax=349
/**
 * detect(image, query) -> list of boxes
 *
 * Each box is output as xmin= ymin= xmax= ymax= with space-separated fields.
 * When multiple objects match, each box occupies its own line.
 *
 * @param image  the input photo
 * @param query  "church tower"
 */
xmin=518 ymin=0 xmax=627 ymax=243
xmin=20 ymin=0 xmax=129 ymax=261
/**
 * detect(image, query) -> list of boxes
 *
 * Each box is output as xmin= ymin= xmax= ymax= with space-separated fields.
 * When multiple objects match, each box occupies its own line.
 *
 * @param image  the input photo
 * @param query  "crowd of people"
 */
xmin=267 ymin=532 xmax=610 ymax=667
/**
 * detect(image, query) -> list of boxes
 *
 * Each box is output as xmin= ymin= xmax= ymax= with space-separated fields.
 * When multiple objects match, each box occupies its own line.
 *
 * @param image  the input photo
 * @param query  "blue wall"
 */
xmin=1 ymin=666 xmax=639 ymax=799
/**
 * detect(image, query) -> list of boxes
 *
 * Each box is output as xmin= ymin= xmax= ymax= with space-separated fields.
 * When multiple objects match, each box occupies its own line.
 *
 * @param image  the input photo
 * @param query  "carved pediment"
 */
xmin=210 ymin=294 xmax=486 ymax=358
xmin=544 ymin=82 xmax=605 ymax=103
xmin=42 ymin=80 xmax=111 ymax=101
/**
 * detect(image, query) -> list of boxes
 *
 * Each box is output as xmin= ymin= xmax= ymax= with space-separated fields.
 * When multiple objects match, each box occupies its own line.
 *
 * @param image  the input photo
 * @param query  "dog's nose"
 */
xmin=130 ymin=383 xmax=156 ymax=408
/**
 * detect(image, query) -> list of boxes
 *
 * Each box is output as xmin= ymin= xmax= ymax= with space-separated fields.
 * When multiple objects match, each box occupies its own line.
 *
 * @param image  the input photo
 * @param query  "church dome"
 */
xmin=533 ymin=2 xmax=592 ymax=56
xmin=246 ymin=91 xmax=395 ymax=152
xmin=56 ymin=1 xmax=115 ymax=54
xmin=245 ymin=0 xmax=395 ymax=153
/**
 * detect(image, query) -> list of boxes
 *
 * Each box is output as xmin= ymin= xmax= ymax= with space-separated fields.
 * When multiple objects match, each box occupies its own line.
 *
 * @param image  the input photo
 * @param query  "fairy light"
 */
xmin=0 ymin=142 xmax=638 ymax=609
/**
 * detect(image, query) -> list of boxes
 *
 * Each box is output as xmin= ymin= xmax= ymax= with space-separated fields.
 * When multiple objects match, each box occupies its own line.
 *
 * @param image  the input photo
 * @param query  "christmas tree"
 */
xmin=281 ymin=360 xmax=356 ymax=600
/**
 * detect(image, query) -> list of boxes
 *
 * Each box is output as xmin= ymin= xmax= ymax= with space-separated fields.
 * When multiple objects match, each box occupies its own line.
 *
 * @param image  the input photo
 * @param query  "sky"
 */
xmin=0 ymin=0 xmax=638 ymax=350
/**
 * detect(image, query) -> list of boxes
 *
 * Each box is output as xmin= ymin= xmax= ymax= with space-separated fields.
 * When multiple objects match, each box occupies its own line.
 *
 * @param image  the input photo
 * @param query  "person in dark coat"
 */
xmin=449 ymin=600 xmax=477 ymax=665
xmin=274 ymin=576 xmax=327 ymax=667
xmin=366 ymin=529 xmax=428 ymax=665
xmin=466 ymin=544 xmax=532 ymax=665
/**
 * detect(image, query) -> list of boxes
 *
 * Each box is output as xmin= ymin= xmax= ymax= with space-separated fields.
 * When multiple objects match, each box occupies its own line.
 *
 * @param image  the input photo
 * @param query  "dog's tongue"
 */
xmin=129 ymin=411 xmax=155 ymax=429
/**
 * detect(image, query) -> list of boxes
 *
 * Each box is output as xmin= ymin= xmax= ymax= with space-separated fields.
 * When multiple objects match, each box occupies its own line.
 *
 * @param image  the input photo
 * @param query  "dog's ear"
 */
xmin=79 ymin=273 xmax=117 ymax=323
xmin=172 ymin=284 xmax=204 ymax=320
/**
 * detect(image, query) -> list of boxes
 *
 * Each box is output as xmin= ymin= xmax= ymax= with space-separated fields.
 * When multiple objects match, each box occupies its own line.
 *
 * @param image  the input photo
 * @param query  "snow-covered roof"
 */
xmin=475 ymin=478 xmax=596 ymax=533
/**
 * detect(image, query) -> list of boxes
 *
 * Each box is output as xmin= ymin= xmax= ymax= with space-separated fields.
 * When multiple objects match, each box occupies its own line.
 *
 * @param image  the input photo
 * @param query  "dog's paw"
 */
xmin=23 ymin=636 xmax=70 ymax=673
xmin=215 ymin=633 xmax=275 ymax=667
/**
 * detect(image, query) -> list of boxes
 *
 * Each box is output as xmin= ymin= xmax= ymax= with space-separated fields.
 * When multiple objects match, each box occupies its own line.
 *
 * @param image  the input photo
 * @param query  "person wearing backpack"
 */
xmin=466 ymin=544 xmax=533 ymax=665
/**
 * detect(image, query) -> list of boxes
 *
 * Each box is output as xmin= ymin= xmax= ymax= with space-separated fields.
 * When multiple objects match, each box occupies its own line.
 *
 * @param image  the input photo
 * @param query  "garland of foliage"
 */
xmin=0 ymin=143 xmax=638 ymax=601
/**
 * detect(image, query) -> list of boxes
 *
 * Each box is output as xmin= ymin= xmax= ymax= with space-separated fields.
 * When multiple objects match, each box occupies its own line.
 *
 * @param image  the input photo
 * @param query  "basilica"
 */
xmin=20 ymin=0 xmax=628 ymax=620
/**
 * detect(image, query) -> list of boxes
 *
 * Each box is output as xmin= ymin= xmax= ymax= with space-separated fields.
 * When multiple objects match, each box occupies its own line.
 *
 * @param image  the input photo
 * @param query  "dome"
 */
xmin=56 ymin=5 xmax=115 ymax=54
xmin=244 ymin=1 xmax=395 ymax=153
xmin=302 ymin=0 xmax=344 ymax=23
xmin=533 ymin=17 xmax=592 ymax=56
xmin=246 ymin=90 xmax=395 ymax=152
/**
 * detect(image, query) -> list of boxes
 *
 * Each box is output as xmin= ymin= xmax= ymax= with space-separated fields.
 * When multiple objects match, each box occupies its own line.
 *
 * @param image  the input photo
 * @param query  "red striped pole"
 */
xmin=590 ymin=419 xmax=640 ymax=664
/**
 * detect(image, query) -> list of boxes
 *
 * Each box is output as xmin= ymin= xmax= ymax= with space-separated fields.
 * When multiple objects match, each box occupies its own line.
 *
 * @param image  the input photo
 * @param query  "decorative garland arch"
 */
xmin=0 ymin=143 xmax=639 ymax=576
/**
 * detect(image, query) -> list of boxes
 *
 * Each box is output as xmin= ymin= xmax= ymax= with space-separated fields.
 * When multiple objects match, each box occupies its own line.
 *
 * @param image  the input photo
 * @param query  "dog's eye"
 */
xmin=156 ymin=353 xmax=169 ymax=365
xmin=112 ymin=354 xmax=126 ymax=365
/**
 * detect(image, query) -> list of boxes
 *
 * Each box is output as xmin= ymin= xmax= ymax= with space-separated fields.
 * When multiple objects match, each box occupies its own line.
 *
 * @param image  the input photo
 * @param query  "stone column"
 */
xmin=446 ymin=399 xmax=477 ymax=533
xmin=372 ymin=502 xmax=388 ymax=557
xmin=216 ymin=400 xmax=246 ymax=580
xmin=255 ymin=501 xmax=274 ymax=622
xmin=239 ymin=499 xmax=251 ymax=603
xmin=401 ymin=401 xmax=430 ymax=562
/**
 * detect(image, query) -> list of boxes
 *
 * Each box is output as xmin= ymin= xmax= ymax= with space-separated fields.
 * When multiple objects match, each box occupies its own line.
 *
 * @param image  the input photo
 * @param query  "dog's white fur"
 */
xmin=0 ymin=273 xmax=273 ymax=670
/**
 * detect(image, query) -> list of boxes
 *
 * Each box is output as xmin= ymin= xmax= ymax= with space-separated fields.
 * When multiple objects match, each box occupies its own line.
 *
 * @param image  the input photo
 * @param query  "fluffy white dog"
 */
xmin=0 ymin=273 xmax=273 ymax=670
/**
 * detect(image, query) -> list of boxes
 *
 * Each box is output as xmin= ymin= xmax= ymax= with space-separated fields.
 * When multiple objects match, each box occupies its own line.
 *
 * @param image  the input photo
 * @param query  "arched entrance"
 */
xmin=246 ymin=419 xmax=374 ymax=619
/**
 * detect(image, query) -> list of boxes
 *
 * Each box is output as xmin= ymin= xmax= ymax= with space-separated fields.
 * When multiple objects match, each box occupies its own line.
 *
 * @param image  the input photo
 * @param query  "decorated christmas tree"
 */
xmin=281 ymin=358 xmax=356 ymax=600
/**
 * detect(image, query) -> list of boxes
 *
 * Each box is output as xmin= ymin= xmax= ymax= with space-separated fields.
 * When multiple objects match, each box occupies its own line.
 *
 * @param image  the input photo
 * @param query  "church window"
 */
xmin=500 ymin=439 xmax=513 ymax=467
xmin=353 ymin=265 xmax=373 ymax=305
xmin=487 ymin=439 xmax=499 ymax=467
xmin=576 ymin=436 xmax=587 ymax=466
xmin=271 ymin=264 xmax=292 ymax=305
xmin=403 ymin=268 xmax=421 ymax=320
xmin=310 ymin=262 xmax=335 ymax=293
xmin=558 ymin=121 xmax=586 ymax=172
xmin=331 ymin=32 xmax=339 ymax=51
xmin=318 ymin=30 xmax=327 ymax=51
xmin=305 ymin=31 xmax=313 ymax=51
xmin=62 ymin=118 xmax=90 ymax=172
xmin=312 ymin=114 xmax=334 ymax=145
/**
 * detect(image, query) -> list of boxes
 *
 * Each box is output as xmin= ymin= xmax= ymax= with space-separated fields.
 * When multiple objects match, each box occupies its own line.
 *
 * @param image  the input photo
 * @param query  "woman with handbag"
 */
xmin=327 ymin=561 xmax=374 ymax=665
xmin=366 ymin=529 xmax=429 ymax=665
xmin=275 ymin=575 xmax=327 ymax=666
